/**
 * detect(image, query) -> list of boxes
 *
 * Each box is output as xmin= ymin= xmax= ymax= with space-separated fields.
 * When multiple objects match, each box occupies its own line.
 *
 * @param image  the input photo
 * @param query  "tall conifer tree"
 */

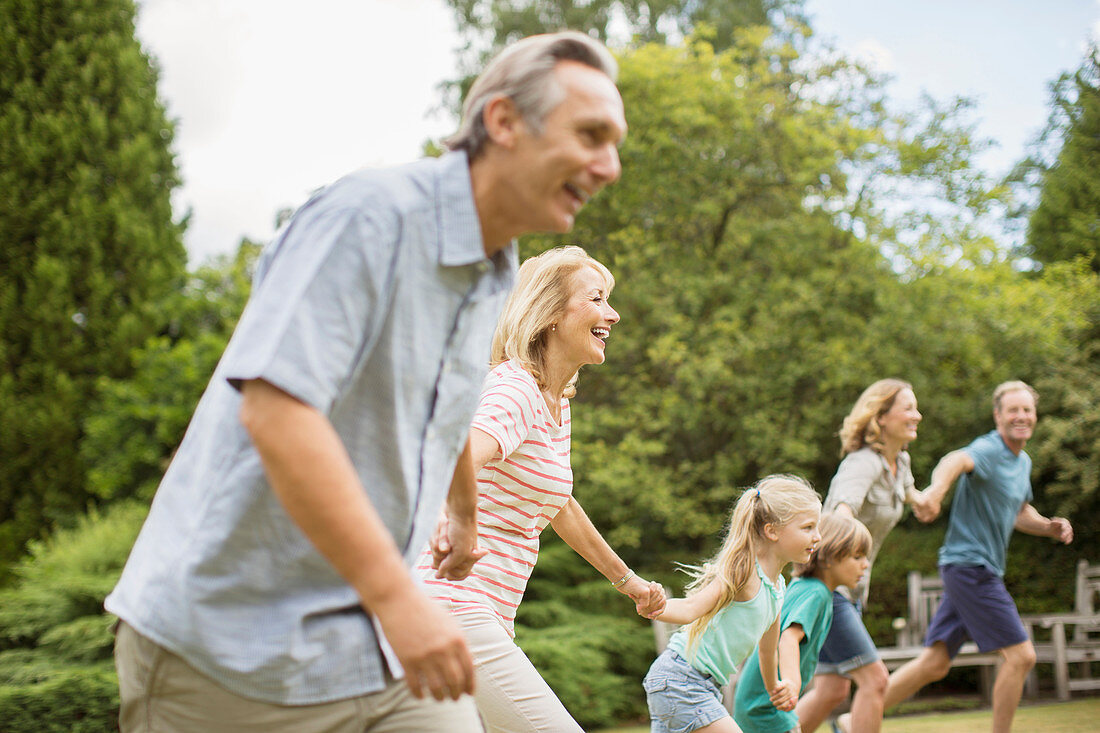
xmin=0 ymin=0 xmax=186 ymax=567
xmin=1028 ymin=47 xmax=1100 ymax=271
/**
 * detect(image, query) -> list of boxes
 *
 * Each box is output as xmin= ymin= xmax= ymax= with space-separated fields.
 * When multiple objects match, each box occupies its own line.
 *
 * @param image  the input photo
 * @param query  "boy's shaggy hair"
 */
xmin=793 ymin=512 xmax=872 ymax=579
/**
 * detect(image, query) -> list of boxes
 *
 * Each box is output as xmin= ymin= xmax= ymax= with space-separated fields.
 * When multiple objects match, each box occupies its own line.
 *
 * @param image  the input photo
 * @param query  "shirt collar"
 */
xmin=437 ymin=150 xmax=489 ymax=267
xmin=436 ymin=150 xmax=518 ymax=289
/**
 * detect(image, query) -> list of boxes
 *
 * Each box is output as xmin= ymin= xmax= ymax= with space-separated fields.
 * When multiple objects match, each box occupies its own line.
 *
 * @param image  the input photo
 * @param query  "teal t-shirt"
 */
xmin=667 ymin=562 xmax=785 ymax=685
xmin=938 ymin=430 xmax=1032 ymax=577
xmin=733 ymin=577 xmax=833 ymax=733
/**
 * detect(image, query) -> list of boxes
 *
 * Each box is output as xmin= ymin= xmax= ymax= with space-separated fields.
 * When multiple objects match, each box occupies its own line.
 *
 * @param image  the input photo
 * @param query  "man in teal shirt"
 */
xmin=884 ymin=381 xmax=1073 ymax=733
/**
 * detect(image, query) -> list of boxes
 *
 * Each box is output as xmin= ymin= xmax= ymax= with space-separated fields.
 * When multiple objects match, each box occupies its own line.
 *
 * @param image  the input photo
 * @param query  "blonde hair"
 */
xmin=681 ymin=474 xmax=821 ymax=654
xmin=793 ymin=512 xmax=872 ymax=579
xmin=838 ymin=379 xmax=914 ymax=457
xmin=992 ymin=380 xmax=1038 ymax=412
xmin=491 ymin=246 xmax=614 ymax=398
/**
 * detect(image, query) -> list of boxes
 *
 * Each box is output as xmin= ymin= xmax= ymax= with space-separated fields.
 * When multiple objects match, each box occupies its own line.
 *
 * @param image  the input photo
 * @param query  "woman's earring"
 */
xmin=551 ymin=324 xmax=556 ymax=332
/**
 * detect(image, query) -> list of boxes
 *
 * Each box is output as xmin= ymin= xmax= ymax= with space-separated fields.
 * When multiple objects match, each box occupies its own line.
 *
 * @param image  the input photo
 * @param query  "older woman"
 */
xmin=795 ymin=379 xmax=922 ymax=733
xmin=418 ymin=246 xmax=665 ymax=732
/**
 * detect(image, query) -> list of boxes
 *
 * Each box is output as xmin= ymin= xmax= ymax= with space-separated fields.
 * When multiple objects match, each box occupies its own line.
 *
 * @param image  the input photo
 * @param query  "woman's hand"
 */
xmin=910 ymin=490 xmax=941 ymax=523
xmin=621 ymin=576 xmax=666 ymax=619
xmin=429 ymin=511 xmax=488 ymax=580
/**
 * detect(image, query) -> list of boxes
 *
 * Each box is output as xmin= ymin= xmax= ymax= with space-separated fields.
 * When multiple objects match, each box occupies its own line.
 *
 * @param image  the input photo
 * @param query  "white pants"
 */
xmin=457 ymin=610 xmax=584 ymax=733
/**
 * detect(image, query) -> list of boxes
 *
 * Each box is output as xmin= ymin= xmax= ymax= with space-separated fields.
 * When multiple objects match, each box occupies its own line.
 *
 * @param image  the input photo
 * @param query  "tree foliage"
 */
xmin=0 ymin=241 xmax=256 ymax=729
xmin=0 ymin=0 xmax=186 ymax=569
xmin=0 ymin=500 xmax=147 ymax=731
xmin=445 ymin=0 xmax=802 ymax=48
xmin=1026 ymin=46 xmax=1100 ymax=272
xmin=511 ymin=33 xmax=1095 ymax=723
xmin=440 ymin=0 xmax=807 ymax=112
xmin=81 ymin=243 xmax=260 ymax=505
xmin=553 ymin=35 xmax=1084 ymax=562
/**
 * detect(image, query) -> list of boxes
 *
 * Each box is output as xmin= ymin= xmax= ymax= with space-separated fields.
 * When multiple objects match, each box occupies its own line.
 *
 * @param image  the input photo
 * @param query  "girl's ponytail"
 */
xmin=681 ymin=475 xmax=820 ymax=655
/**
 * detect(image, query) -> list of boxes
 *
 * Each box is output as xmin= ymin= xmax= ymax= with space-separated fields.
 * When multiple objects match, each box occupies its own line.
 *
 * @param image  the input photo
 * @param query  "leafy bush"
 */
xmin=0 ymin=500 xmax=147 ymax=731
xmin=514 ymin=539 xmax=659 ymax=728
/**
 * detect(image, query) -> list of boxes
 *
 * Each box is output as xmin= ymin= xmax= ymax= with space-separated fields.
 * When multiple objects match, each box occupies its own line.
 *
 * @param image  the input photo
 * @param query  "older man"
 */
xmin=885 ymin=381 xmax=1073 ymax=733
xmin=107 ymin=31 xmax=636 ymax=732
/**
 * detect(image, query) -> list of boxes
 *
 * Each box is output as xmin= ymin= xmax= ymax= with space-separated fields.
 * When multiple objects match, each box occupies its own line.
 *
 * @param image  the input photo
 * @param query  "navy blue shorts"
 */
xmin=924 ymin=564 xmax=1029 ymax=656
xmin=817 ymin=591 xmax=880 ymax=675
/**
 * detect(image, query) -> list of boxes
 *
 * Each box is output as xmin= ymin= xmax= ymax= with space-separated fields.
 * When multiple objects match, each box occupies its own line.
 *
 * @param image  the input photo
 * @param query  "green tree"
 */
xmin=1031 ymin=266 xmax=1100 ymax=548
xmin=1024 ymin=46 xmax=1100 ymax=271
xmin=440 ymin=0 xmax=807 ymax=111
xmin=0 ymin=500 xmax=145 ymax=731
xmin=508 ymin=34 xmax=1092 ymax=723
xmin=81 ymin=242 xmax=260 ymax=505
xmin=0 ymin=242 xmax=257 ymax=730
xmin=445 ymin=0 xmax=801 ymax=47
xmin=0 ymin=0 xmax=186 ymax=568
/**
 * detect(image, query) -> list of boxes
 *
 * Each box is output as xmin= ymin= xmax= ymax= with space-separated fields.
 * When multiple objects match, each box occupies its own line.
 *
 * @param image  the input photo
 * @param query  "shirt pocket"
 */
xmin=864 ymin=482 xmax=897 ymax=507
xmin=862 ymin=483 xmax=904 ymax=529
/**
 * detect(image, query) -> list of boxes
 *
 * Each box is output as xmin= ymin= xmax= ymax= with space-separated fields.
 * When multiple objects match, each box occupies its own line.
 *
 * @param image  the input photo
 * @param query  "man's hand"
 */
xmin=1049 ymin=517 xmax=1073 ymax=544
xmin=621 ymin=576 xmax=666 ymax=619
xmin=911 ymin=489 xmax=941 ymax=523
xmin=430 ymin=512 xmax=487 ymax=581
xmin=768 ymin=679 xmax=798 ymax=711
xmin=372 ymin=583 xmax=476 ymax=701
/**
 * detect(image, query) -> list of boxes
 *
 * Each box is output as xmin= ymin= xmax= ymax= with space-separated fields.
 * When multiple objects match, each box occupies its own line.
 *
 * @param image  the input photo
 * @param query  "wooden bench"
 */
xmin=1023 ymin=559 xmax=1100 ymax=700
xmin=883 ymin=560 xmax=1100 ymax=701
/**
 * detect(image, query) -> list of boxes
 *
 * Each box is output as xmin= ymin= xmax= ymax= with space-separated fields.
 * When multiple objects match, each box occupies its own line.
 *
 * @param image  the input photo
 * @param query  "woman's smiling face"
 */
xmin=545 ymin=266 xmax=619 ymax=371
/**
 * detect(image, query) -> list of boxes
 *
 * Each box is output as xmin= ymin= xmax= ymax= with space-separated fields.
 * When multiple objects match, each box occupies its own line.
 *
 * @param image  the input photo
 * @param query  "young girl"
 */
xmin=733 ymin=513 xmax=873 ymax=733
xmin=644 ymin=475 xmax=823 ymax=733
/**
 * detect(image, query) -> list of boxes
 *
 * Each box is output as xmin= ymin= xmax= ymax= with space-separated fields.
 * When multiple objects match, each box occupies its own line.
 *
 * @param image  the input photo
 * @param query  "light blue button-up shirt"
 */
xmin=106 ymin=151 xmax=516 ymax=704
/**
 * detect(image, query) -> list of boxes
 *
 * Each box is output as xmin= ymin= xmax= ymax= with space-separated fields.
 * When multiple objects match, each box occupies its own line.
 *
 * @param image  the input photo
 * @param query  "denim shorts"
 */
xmin=643 ymin=649 xmax=728 ymax=733
xmin=816 ymin=591 xmax=880 ymax=676
xmin=925 ymin=564 xmax=1029 ymax=656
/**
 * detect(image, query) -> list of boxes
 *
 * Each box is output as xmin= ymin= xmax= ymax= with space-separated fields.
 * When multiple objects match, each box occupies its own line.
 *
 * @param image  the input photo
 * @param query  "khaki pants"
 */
xmin=457 ymin=611 xmax=583 ymax=733
xmin=114 ymin=621 xmax=483 ymax=732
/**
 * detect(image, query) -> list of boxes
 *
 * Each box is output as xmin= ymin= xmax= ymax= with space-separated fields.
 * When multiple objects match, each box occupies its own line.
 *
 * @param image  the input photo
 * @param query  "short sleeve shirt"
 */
xmin=418 ymin=360 xmax=573 ymax=635
xmin=824 ymin=447 xmax=915 ymax=604
xmin=734 ymin=577 xmax=833 ymax=733
xmin=939 ymin=430 xmax=1033 ymax=576
xmin=105 ymin=152 xmax=517 ymax=705
xmin=667 ymin=563 xmax=785 ymax=685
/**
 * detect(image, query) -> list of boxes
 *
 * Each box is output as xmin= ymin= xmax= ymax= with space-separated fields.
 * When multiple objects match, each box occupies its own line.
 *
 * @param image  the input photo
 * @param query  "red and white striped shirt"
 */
xmin=418 ymin=360 xmax=572 ymax=636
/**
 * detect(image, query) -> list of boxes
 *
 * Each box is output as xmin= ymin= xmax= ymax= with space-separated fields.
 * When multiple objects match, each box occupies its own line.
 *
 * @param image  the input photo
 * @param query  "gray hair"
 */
xmin=446 ymin=31 xmax=618 ymax=159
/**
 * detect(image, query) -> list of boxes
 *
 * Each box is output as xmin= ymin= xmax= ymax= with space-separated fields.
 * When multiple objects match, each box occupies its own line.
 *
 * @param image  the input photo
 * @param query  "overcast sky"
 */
xmin=134 ymin=0 xmax=1100 ymax=265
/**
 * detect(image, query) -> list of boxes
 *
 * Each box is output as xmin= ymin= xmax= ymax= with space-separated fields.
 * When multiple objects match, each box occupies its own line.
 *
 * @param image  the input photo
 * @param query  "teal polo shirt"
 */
xmin=734 ymin=576 xmax=833 ymax=733
xmin=939 ymin=430 xmax=1032 ymax=577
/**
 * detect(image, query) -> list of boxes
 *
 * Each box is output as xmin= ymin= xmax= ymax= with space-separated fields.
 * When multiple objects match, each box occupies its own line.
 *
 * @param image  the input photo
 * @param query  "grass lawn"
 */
xmin=594 ymin=696 xmax=1100 ymax=732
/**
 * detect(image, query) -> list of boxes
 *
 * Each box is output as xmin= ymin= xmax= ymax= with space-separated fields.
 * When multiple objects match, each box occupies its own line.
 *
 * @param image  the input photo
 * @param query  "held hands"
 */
xmin=768 ymin=679 xmax=798 ymax=711
xmin=370 ymin=581 xmax=475 ymax=701
xmin=430 ymin=511 xmax=488 ymax=581
xmin=620 ymin=575 xmax=667 ymax=619
xmin=910 ymin=489 xmax=941 ymax=523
